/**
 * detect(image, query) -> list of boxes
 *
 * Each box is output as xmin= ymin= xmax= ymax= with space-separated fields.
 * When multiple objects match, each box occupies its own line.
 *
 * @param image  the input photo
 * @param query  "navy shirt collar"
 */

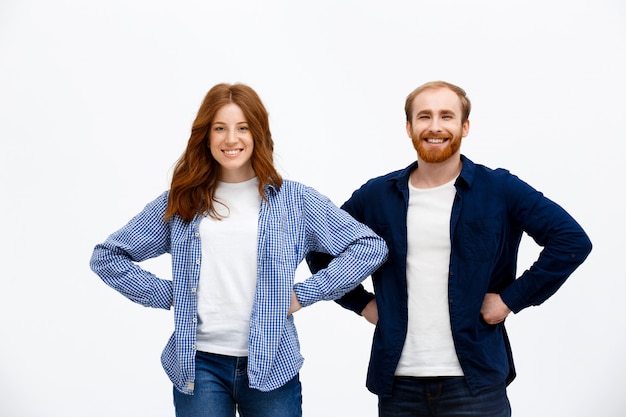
xmin=386 ymin=154 xmax=476 ymax=191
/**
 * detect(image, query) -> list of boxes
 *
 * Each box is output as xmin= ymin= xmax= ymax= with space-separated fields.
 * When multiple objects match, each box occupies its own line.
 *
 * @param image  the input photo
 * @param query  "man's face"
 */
xmin=406 ymin=87 xmax=469 ymax=163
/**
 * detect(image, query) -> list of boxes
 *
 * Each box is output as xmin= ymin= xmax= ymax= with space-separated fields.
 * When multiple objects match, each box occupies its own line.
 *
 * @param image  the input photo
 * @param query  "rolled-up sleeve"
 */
xmin=89 ymin=192 xmax=173 ymax=310
xmin=294 ymin=187 xmax=388 ymax=307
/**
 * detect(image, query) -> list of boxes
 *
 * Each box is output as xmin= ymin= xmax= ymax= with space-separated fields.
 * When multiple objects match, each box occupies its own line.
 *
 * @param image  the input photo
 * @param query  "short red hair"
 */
xmin=405 ymin=81 xmax=471 ymax=123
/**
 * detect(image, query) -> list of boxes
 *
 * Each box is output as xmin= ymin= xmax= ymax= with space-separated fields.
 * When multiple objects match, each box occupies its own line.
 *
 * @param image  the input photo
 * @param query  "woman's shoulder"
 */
xmin=145 ymin=190 xmax=170 ymax=208
xmin=274 ymin=179 xmax=308 ymax=194
xmin=271 ymin=179 xmax=329 ymax=204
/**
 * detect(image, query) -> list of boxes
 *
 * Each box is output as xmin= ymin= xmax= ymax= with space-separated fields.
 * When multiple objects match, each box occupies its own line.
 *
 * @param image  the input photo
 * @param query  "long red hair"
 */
xmin=165 ymin=83 xmax=282 ymax=222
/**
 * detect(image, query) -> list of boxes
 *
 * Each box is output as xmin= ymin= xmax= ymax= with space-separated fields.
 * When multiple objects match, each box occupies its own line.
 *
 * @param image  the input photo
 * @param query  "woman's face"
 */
xmin=209 ymin=103 xmax=255 ymax=183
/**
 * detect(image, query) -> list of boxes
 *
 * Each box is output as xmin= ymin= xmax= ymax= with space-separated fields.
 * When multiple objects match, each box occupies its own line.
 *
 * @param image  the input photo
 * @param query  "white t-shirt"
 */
xmin=195 ymin=177 xmax=261 ymax=357
xmin=395 ymin=177 xmax=464 ymax=377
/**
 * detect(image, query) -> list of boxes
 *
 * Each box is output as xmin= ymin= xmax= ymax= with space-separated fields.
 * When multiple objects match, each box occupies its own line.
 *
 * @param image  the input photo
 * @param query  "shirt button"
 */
xmin=191 ymin=288 xmax=197 ymax=293
xmin=196 ymin=259 xmax=201 ymax=265
xmin=194 ymin=232 xmax=200 ymax=238
xmin=192 ymin=318 xmax=197 ymax=323
xmin=191 ymin=345 xmax=196 ymax=350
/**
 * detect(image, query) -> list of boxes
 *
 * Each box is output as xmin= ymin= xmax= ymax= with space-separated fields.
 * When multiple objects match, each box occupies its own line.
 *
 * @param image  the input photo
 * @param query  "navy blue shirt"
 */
xmin=307 ymin=155 xmax=591 ymax=397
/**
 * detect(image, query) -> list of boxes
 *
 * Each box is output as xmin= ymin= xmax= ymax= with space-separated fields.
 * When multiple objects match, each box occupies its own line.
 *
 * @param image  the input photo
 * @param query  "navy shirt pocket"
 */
xmin=457 ymin=219 xmax=501 ymax=262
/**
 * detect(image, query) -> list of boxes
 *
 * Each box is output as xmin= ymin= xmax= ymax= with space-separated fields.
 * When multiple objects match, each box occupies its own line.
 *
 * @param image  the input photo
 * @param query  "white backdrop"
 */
xmin=1 ymin=1 xmax=624 ymax=416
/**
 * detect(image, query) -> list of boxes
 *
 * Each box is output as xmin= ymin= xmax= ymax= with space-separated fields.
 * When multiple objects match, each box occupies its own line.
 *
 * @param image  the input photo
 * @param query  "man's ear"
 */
xmin=462 ymin=119 xmax=470 ymax=138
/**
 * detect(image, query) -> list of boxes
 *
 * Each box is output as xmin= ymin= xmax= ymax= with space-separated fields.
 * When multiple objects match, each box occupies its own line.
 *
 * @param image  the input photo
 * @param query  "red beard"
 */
xmin=411 ymin=131 xmax=462 ymax=163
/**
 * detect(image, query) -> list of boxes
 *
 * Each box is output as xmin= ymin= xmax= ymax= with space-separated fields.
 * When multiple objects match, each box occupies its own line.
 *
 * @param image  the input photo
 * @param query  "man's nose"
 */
xmin=429 ymin=119 xmax=443 ymax=132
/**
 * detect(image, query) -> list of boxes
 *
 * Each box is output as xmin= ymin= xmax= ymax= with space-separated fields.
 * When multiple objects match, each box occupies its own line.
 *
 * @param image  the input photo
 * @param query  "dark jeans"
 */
xmin=173 ymin=351 xmax=302 ymax=417
xmin=379 ymin=376 xmax=511 ymax=417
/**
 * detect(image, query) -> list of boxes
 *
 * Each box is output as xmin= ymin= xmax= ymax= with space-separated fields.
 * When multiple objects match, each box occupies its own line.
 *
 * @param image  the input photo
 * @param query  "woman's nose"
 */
xmin=225 ymin=129 xmax=237 ymax=144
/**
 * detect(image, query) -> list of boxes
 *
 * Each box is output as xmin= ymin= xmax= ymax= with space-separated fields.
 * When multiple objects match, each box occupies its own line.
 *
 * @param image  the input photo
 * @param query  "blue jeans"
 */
xmin=173 ymin=351 xmax=302 ymax=417
xmin=378 ymin=377 xmax=511 ymax=417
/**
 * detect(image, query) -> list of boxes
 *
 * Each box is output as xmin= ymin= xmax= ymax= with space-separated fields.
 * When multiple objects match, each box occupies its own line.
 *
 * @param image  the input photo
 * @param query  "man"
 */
xmin=307 ymin=81 xmax=592 ymax=416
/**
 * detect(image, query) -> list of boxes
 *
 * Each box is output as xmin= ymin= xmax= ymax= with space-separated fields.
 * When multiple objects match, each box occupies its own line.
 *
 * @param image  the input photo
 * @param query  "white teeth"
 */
xmin=223 ymin=150 xmax=241 ymax=155
xmin=426 ymin=138 xmax=445 ymax=144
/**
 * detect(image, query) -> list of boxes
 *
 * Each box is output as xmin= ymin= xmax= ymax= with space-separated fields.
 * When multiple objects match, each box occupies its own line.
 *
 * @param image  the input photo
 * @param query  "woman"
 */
xmin=90 ymin=83 xmax=388 ymax=417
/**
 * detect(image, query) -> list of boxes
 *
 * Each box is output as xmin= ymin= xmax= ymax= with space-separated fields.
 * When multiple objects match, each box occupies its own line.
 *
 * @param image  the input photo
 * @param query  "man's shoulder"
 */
xmin=460 ymin=155 xmax=515 ymax=186
xmin=357 ymin=164 xmax=414 ymax=191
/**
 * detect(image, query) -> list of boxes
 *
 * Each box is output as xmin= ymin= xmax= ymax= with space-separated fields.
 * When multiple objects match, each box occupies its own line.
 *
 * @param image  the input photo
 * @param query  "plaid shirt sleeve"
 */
xmin=89 ymin=191 xmax=173 ymax=310
xmin=293 ymin=185 xmax=388 ymax=307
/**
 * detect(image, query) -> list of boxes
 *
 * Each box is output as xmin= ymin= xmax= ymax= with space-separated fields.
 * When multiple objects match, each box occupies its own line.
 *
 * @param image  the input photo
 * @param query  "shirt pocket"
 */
xmin=457 ymin=219 xmax=501 ymax=262
xmin=264 ymin=217 xmax=299 ymax=266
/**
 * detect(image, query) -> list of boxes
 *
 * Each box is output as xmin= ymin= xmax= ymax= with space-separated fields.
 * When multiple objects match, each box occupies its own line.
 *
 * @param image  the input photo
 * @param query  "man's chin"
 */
xmin=417 ymin=149 xmax=454 ymax=163
xmin=415 ymin=140 xmax=462 ymax=163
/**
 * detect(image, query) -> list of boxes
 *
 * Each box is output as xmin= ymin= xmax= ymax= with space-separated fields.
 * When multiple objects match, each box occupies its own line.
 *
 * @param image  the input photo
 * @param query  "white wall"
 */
xmin=1 ymin=0 xmax=624 ymax=416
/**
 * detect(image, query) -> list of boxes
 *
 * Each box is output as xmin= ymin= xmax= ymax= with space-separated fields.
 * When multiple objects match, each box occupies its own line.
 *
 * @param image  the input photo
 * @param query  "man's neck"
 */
xmin=410 ymin=154 xmax=462 ymax=189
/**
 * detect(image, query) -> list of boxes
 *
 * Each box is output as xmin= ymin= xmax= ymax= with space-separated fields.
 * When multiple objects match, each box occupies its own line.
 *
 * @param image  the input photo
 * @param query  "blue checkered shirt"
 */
xmin=90 ymin=180 xmax=388 ymax=394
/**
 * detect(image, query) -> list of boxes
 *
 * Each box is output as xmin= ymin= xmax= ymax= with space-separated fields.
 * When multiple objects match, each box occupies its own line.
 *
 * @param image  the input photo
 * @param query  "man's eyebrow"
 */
xmin=416 ymin=109 xmax=457 ymax=115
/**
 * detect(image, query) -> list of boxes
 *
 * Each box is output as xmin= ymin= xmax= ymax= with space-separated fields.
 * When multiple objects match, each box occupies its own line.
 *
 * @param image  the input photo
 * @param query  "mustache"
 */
xmin=419 ymin=132 xmax=450 ymax=140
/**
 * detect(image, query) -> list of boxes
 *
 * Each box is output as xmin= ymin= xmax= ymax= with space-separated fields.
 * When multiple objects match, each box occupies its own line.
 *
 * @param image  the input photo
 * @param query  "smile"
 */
xmin=425 ymin=138 xmax=447 ymax=144
xmin=223 ymin=149 xmax=243 ymax=155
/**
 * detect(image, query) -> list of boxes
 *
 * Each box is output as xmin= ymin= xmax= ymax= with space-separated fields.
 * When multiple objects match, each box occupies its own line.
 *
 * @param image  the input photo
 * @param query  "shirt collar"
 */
xmin=386 ymin=154 xmax=476 ymax=190
xmin=458 ymin=154 xmax=475 ymax=188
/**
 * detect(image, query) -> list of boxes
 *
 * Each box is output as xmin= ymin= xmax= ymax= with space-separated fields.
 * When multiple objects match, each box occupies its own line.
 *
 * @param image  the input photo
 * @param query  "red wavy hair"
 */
xmin=165 ymin=83 xmax=282 ymax=222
